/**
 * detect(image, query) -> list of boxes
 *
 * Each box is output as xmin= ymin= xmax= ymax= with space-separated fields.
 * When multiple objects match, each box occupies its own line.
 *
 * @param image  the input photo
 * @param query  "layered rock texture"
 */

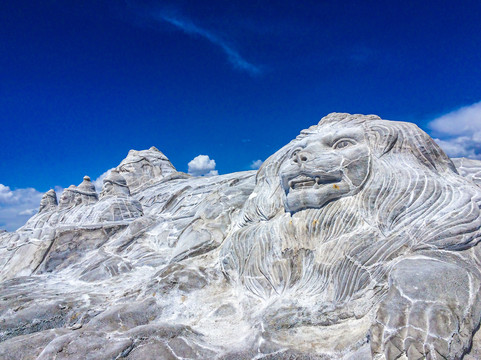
xmin=2 ymin=113 xmax=481 ymax=359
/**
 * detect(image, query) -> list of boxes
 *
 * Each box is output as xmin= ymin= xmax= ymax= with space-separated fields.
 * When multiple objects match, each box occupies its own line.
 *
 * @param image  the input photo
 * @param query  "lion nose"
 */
xmin=293 ymin=150 xmax=309 ymax=164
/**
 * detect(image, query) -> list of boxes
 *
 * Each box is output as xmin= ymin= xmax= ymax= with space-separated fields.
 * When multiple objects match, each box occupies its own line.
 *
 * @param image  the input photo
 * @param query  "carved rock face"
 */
xmin=76 ymin=176 xmax=98 ymax=205
xmin=5 ymin=113 xmax=481 ymax=360
xmin=58 ymin=177 xmax=98 ymax=210
xmin=116 ymin=147 xmax=176 ymax=194
xmin=100 ymin=171 xmax=130 ymax=198
xmin=279 ymin=125 xmax=370 ymax=212
xmin=38 ymin=189 xmax=58 ymax=213
xmin=58 ymin=185 xmax=78 ymax=210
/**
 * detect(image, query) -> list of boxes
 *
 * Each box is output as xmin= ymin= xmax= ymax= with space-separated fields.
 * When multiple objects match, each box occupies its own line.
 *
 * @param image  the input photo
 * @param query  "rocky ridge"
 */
xmin=1 ymin=113 xmax=481 ymax=359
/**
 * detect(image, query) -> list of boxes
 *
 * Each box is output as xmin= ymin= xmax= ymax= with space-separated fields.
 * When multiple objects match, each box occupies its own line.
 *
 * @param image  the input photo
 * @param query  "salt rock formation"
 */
xmin=57 ymin=176 xmax=98 ymax=212
xmin=76 ymin=175 xmax=98 ymax=203
xmin=92 ymin=170 xmax=143 ymax=223
xmin=57 ymin=185 xmax=78 ymax=210
xmin=452 ymin=157 xmax=481 ymax=187
xmin=100 ymin=170 xmax=131 ymax=197
xmin=116 ymin=146 xmax=177 ymax=194
xmin=38 ymin=189 xmax=57 ymax=213
xmin=1 ymin=113 xmax=481 ymax=360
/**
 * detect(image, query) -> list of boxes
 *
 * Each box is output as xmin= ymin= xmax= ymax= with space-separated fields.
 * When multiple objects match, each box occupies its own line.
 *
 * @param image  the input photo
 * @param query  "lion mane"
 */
xmin=220 ymin=113 xmax=481 ymax=307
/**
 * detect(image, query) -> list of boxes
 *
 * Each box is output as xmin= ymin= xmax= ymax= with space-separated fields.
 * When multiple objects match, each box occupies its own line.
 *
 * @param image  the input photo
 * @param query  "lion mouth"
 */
xmin=288 ymin=174 xmax=338 ymax=190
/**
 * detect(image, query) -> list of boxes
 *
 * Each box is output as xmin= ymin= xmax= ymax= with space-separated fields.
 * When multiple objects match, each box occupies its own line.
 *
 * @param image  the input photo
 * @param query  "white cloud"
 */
xmin=250 ymin=159 xmax=263 ymax=169
xmin=93 ymin=169 xmax=112 ymax=194
xmin=54 ymin=185 xmax=65 ymax=196
xmin=429 ymin=101 xmax=481 ymax=136
xmin=432 ymin=137 xmax=476 ymax=158
xmin=19 ymin=208 xmax=37 ymax=216
xmin=0 ymin=184 xmax=44 ymax=231
xmin=188 ymin=155 xmax=218 ymax=176
xmin=428 ymin=101 xmax=481 ymax=159
xmin=155 ymin=12 xmax=261 ymax=75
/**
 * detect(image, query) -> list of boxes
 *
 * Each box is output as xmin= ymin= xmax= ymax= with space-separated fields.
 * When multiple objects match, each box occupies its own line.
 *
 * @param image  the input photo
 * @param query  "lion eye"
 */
xmin=333 ymin=139 xmax=355 ymax=149
xmin=291 ymin=149 xmax=301 ymax=161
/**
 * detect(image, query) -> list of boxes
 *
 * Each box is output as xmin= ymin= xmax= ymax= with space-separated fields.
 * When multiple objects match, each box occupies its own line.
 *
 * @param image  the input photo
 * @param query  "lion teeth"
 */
xmin=290 ymin=178 xmax=316 ymax=189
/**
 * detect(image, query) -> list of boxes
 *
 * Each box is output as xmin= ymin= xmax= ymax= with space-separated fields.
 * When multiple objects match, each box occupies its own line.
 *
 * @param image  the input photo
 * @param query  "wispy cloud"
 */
xmin=428 ymin=100 xmax=481 ymax=159
xmin=154 ymin=12 xmax=261 ymax=75
xmin=250 ymin=159 xmax=263 ymax=169
xmin=0 ymin=184 xmax=44 ymax=231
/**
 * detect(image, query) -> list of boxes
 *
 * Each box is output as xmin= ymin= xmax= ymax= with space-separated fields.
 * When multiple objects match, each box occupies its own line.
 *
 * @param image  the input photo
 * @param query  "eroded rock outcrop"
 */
xmin=452 ymin=157 xmax=481 ymax=187
xmin=116 ymin=146 xmax=177 ymax=194
xmin=38 ymin=189 xmax=58 ymax=214
xmin=2 ymin=113 xmax=481 ymax=359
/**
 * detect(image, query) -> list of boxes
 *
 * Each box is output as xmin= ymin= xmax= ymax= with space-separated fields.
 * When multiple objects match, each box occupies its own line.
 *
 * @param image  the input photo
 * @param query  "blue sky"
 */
xmin=1 ymin=0 xmax=481 ymax=230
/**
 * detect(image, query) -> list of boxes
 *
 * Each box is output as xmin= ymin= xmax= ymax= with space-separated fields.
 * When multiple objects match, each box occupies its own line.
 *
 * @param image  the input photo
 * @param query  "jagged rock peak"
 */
xmin=116 ymin=147 xmax=177 ymax=193
xmin=123 ymin=147 xmax=174 ymax=167
xmin=38 ymin=189 xmax=57 ymax=213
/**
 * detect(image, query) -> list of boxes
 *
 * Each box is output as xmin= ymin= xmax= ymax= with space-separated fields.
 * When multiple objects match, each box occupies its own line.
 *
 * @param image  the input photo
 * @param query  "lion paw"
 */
xmin=370 ymin=286 xmax=470 ymax=360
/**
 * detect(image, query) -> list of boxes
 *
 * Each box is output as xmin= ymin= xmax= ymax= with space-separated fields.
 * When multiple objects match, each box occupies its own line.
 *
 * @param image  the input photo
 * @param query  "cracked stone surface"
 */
xmin=2 ymin=113 xmax=481 ymax=359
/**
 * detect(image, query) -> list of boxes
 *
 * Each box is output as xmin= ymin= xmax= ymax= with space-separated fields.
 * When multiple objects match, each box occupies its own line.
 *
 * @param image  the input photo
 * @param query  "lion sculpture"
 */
xmin=220 ymin=113 xmax=481 ymax=359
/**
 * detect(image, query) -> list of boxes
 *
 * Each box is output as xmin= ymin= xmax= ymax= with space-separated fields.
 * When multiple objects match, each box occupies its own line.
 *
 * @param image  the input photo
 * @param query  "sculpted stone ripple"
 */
xmin=1 ymin=113 xmax=481 ymax=359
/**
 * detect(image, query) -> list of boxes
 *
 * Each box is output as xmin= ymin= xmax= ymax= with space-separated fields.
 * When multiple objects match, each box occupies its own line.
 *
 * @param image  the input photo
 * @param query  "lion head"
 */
xmin=220 ymin=113 xmax=481 ymax=308
xmin=279 ymin=117 xmax=372 ymax=212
